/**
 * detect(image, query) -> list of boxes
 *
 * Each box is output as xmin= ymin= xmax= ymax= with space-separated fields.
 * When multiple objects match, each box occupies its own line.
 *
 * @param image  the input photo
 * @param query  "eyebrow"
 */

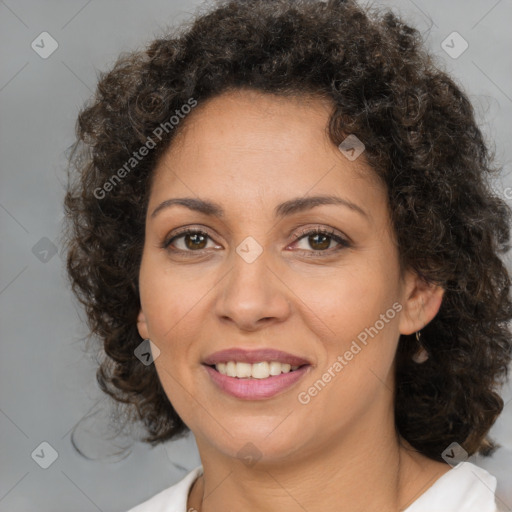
xmin=151 ymin=194 xmax=369 ymax=220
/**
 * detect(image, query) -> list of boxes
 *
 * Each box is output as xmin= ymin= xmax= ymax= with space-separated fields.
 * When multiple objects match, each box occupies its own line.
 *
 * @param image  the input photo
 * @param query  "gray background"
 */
xmin=1 ymin=0 xmax=511 ymax=510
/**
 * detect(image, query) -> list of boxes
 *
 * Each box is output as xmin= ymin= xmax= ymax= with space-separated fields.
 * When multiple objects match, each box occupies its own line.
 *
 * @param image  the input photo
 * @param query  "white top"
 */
xmin=126 ymin=461 xmax=499 ymax=512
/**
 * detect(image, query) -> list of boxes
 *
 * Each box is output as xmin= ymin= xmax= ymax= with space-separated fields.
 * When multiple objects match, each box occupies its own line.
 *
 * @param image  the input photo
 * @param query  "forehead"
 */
xmin=168 ymin=89 xmax=335 ymax=158
xmin=149 ymin=89 xmax=384 ymax=216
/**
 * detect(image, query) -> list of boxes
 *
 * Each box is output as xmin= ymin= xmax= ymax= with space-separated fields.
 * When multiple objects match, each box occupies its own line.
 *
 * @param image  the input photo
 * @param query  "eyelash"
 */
xmin=161 ymin=226 xmax=350 ymax=258
xmin=292 ymin=227 xmax=350 ymax=257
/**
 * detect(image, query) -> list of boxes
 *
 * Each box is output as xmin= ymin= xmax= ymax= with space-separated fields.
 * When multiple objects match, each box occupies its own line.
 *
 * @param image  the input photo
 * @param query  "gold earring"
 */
xmin=412 ymin=330 xmax=429 ymax=363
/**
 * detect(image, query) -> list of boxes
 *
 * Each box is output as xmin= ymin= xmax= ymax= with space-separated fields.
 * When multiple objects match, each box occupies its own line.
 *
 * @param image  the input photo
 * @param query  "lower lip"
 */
xmin=203 ymin=364 xmax=311 ymax=400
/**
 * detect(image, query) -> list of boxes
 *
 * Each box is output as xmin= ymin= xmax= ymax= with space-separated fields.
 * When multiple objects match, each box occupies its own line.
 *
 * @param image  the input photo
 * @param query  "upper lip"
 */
xmin=203 ymin=348 xmax=311 ymax=366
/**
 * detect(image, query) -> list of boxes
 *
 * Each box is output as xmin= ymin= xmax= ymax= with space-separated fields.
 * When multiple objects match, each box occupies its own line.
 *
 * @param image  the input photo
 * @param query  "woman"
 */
xmin=64 ymin=0 xmax=512 ymax=510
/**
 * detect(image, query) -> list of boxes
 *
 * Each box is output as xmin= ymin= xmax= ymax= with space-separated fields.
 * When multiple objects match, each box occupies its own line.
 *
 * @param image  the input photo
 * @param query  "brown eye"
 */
xmin=183 ymin=232 xmax=208 ymax=250
xmin=292 ymin=228 xmax=350 ymax=257
xmin=164 ymin=229 xmax=219 ymax=254
xmin=307 ymin=233 xmax=331 ymax=251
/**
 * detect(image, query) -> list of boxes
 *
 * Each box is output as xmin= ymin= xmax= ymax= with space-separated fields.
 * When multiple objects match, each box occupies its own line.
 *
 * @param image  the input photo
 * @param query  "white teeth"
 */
xmin=252 ymin=362 xmax=269 ymax=379
xmin=226 ymin=361 xmax=237 ymax=377
xmin=214 ymin=361 xmax=301 ymax=378
xmin=269 ymin=361 xmax=283 ymax=376
xmin=235 ymin=362 xmax=252 ymax=378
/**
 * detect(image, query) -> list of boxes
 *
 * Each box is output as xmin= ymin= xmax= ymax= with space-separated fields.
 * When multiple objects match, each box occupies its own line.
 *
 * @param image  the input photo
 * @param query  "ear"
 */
xmin=137 ymin=309 xmax=150 ymax=340
xmin=398 ymin=271 xmax=444 ymax=335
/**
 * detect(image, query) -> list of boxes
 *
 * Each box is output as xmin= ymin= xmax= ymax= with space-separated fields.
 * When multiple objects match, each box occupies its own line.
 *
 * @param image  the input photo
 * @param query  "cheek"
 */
xmin=138 ymin=255 xmax=205 ymax=412
xmin=138 ymin=249 xmax=216 ymax=342
xmin=294 ymin=271 xmax=401 ymax=422
xmin=286 ymin=252 xmax=402 ymax=382
xmin=290 ymin=258 xmax=399 ymax=334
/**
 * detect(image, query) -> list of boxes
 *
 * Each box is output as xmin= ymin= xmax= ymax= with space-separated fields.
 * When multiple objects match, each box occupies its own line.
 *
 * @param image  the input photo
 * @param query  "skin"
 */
xmin=137 ymin=89 xmax=449 ymax=512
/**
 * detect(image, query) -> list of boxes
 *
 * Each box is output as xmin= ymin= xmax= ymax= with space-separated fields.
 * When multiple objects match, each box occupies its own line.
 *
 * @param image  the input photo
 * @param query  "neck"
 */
xmin=188 ymin=419 xmax=450 ymax=512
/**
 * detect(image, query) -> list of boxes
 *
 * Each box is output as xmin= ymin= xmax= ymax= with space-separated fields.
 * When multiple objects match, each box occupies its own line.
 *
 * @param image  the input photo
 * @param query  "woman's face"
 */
xmin=137 ymin=89 xmax=441 ymax=465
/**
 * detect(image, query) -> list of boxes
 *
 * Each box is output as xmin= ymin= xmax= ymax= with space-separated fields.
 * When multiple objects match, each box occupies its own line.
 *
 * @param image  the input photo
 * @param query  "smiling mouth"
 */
xmin=206 ymin=361 xmax=308 ymax=379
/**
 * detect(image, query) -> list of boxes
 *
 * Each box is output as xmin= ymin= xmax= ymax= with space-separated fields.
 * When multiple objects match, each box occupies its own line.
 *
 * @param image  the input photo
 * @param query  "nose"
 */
xmin=214 ymin=248 xmax=291 ymax=332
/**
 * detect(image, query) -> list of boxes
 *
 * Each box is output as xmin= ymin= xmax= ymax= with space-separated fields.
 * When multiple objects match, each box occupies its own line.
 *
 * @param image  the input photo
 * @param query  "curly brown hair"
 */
xmin=63 ymin=0 xmax=512 ymax=462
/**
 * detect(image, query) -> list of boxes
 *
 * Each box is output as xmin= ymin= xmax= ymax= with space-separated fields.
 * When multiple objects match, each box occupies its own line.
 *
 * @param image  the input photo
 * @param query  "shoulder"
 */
xmin=125 ymin=466 xmax=203 ymax=512
xmin=405 ymin=462 xmax=498 ymax=512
